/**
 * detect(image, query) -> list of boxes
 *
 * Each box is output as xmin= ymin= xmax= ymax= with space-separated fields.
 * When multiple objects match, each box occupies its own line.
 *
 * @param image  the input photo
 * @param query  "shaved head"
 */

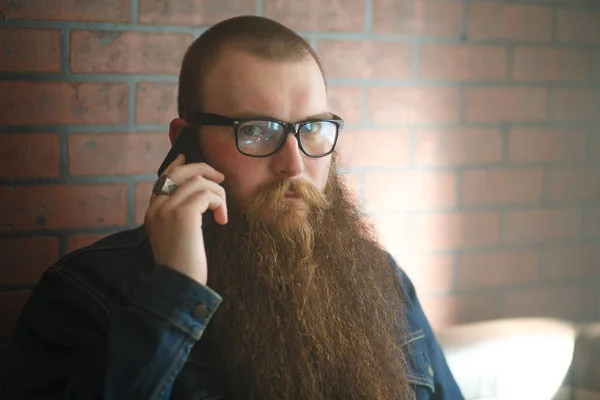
xmin=177 ymin=15 xmax=324 ymax=119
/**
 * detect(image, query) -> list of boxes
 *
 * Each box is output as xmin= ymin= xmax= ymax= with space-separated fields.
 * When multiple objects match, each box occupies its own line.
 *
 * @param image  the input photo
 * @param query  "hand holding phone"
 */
xmin=144 ymin=127 xmax=227 ymax=286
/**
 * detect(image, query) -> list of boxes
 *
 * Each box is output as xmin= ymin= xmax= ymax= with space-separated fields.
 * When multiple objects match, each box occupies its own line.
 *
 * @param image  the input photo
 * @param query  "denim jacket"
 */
xmin=1 ymin=226 xmax=464 ymax=400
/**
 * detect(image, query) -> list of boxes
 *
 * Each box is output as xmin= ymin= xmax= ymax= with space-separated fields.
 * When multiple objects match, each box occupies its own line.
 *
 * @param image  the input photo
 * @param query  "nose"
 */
xmin=270 ymin=134 xmax=304 ymax=178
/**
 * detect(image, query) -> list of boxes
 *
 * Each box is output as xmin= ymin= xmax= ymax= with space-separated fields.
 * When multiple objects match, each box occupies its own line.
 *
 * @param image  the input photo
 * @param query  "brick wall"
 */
xmin=1 ymin=0 xmax=600 ymax=368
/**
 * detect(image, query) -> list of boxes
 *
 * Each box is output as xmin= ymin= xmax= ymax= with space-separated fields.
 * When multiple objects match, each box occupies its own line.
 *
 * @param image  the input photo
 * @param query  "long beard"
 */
xmin=195 ymin=163 xmax=412 ymax=400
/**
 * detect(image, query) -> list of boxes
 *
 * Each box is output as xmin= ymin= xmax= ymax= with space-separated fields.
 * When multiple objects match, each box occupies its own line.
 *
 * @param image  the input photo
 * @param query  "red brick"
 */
xmin=419 ymin=44 xmax=507 ymax=81
xmin=66 ymin=234 xmax=110 ymax=253
xmin=553 ymin=89 xmax=600 ymax=122
xmin=548 ymin=168 xmax=600 ymax=202
xmin=413 ymin=128 xmax=503 ymax=167
xmin=318 ymin=40 xmax=412 ymax=79
xmin=420 ymin=293 xmax=497 ymax=330
xmin=0 ymin=237 xmax=59 ymax=285
xmin=327 ymin=86 xmax=362 ymax=125
xmin=264 ymin=0 xmax=364 ymax=32
xmin=373 ymin=0 xmax=463 ymax=38
xmin=0 ymin=290 xmax=31 ymax=341
xmin=0 ymin=133 xmax=61 ymax=179
xmin=468 ymin=2 xmax=551 ymax=42
xmin=0 ymin=28 xmax=61 ymax=73
xmin=461 ymin=168 xmax=544 ymax=206
xmin=464 ymin=87 xmax=547 ymax=123
xmin=135 ymin=83 xmax=177 ymax=125
xmin=499 ymin=284 xmax=581 ymax=319
xmin=557 ymin=9 xmax=600 ymax=44
xmin=0 ymin=82 xmax=128 ymax=125
xmin=139 ymin=0 xmax=254 ymax=25
xmin=0 ymin=184 xmax=127 ymax=231
xmin=0 ymin=0 xmax=129 ymax=22
xmin=364 ymin=171 xmax=457 ymax=213
xmin=70 ymin=31 xmax=193 ymax=74
xmin=508 ymin=128 xmax=587 ymax=163
xmin=411 ymin=212 xmax=500 ymax=251
xmin=504 ymin=207 xmax=582 ymax=244
xmin=591 ymin=131 xmax=600 ymax=162
xmin=69 ymin=132 xmax=170 ymax=176
xmin=400 ymin=252 xmax=454 ymax=294
xmin=135 ymin=182 xmax=154 ymax=225
xmin=545 ymin=244 xmax=600 ymax=281
xmin=586 ymin=207 xmax=600 ymax=238
xmin=369 ymin=87 xmax=460 ymax=124
xmin=456 ymin=249 xmax=540 ymax=290
xmin=513 ymin=47 xmax=592 ymax=82
xmin=370 ymin=213 xmax=412 ymax=260
xmin=336 ymin=130 xmax=410 ymax=168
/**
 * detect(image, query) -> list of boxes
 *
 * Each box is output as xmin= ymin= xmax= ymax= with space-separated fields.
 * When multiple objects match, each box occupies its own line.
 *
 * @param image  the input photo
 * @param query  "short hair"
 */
xmin=177 ymin=15 xmax=325 ymax=119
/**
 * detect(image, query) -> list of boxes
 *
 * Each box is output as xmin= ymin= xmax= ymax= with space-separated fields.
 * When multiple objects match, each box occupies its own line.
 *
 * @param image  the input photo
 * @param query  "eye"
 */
xmin=302 ymin=122 xmax=322 ymax=134
xmin=241 ymin=125 xmax=263 ymax=137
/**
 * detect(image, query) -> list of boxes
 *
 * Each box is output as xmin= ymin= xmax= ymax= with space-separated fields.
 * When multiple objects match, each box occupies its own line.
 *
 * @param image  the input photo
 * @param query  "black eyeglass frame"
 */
xmin=188 ymin=112 xmax=344 ymax=158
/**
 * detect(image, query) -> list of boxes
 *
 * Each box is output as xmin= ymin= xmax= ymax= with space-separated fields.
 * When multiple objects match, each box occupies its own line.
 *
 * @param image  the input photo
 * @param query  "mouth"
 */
xmin=284 ymin=191 xmax=301 ymax=199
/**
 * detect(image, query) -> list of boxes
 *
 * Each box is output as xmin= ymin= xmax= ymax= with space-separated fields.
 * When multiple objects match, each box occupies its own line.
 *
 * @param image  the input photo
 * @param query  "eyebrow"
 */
xmin=230 ymin=111 xmax=335 ymax=122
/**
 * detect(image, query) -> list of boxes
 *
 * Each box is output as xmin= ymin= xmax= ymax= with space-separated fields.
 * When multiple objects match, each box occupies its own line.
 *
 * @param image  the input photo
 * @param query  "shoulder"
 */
xmin=44 ymin=225 xmax=155 ymax=316
xmin=52 ymin=225 xmax=151 ymax=275
xmin=381 ymin=250 xmax=419 ymax=306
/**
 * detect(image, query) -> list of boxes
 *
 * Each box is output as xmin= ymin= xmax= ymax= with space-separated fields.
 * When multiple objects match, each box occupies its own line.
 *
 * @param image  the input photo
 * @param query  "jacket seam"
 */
xmin=47 ymin=267 xmax=114 ymax=322
xmin=401 ymin=329 xmax=425 ymax=347
xmin=402 ymin=329 xmax=435 ymax=392
xmin=48 ymin=229 xmax=145 ymax=273
xmin=405 ymin=373 xmax=435 ymax=390
xmin=151 ymin=338 xmax=193 ymax=400
xmin=46 ymin=228 xmax=149 ymax=322
xmin=129 ymin=300 xmax=203 ymax=339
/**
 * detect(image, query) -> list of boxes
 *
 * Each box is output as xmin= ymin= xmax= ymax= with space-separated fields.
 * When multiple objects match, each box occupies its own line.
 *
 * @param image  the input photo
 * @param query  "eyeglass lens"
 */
xmin=237 ymin=120 xmax=338 ymax=156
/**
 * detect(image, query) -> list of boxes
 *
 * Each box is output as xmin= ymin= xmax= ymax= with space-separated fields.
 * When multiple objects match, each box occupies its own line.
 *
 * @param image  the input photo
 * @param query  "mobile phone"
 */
xmin=157 ymin=126 xmax=214 ymax=227
xmin=157 ymin=126 xmax=204 ymax=177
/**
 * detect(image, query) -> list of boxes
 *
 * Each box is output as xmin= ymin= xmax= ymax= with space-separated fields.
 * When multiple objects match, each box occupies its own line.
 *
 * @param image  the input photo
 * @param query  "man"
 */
xmin=1 ymin=16 xmax=463 ymax=400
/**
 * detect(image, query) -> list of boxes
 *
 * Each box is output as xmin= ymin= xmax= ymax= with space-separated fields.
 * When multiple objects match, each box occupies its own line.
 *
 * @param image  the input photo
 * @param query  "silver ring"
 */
xmin=153 ymin=175 xmax=178 ymax=196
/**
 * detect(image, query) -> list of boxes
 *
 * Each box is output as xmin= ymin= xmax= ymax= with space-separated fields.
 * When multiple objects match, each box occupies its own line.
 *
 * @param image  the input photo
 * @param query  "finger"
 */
xmin=161 ymin=153 xmax=186 ymax=177
xmin=213 ymin=203 xmax=228 ymax=225
xmin=180 ymin=190 xmax=228 ymax=226
xmin=149 ymin=153 xmax=186 ymax=203
xmin=166 ymin=162 xmax=225 ymax=186
xmin=149 ymin=155 xmax=225 ymax=208
xmin=168 ymin=175 xmax=227 ymax=207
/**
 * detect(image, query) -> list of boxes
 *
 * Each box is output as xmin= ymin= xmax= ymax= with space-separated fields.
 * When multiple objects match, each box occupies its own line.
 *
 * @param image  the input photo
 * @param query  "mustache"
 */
xmin=243 ymin=179 xmax=331 ymax=213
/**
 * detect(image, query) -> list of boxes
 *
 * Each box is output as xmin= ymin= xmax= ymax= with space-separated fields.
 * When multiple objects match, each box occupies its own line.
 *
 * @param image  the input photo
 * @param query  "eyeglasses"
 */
xmin=189 ymin=112 xmax=344 ymax=158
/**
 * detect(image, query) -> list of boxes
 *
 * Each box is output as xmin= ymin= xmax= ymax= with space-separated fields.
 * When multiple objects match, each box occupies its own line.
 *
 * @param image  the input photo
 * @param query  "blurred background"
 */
xmin=0 ymin=0 xmax=599 ymax=393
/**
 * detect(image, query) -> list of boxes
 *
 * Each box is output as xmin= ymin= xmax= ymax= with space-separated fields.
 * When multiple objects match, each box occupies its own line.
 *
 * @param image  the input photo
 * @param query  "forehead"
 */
xmin=201 ymin=49 xmax=328 ymax=122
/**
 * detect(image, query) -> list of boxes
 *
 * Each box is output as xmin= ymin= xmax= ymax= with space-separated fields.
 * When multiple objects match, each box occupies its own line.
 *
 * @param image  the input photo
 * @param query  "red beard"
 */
xmin=196 ymin=161 xmax=412 ymax=400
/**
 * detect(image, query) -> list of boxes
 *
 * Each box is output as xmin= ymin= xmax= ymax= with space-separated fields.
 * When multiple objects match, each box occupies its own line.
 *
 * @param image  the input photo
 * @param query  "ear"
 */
xmin=169 ymin=118 xmax=188 ymax=145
